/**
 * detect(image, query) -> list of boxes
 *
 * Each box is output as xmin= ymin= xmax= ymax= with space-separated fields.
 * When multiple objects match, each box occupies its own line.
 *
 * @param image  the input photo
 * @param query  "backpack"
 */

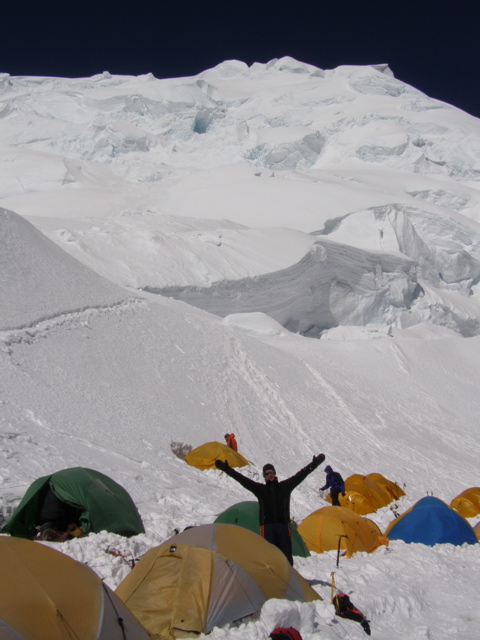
xmin=333 ymin=593 xmax=371 ymax=635
xmin=269 ymin=628 xmax=303 ymax=640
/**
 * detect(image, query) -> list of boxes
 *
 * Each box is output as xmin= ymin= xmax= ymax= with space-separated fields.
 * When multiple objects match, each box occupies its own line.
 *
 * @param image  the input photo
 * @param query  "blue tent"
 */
xmin=385 ymin=496 xmax=477 ymax=546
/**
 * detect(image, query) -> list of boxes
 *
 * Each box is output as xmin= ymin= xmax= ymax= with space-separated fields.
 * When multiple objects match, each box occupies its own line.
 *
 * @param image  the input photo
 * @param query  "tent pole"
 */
xmin=336 ymin=535 xmax=347 ymax=567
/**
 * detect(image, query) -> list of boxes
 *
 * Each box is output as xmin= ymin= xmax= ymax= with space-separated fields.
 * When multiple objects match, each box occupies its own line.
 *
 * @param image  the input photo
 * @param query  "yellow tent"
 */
xmin=185 ymin=441 xmax=248 ymax=470
xmin=0 ymin=536 xmax=152 ymax=640
xmin=474 ymin=521 xmax=480 ymax=541
xmin=366 ymin=473 xmax=405 ymax=502
xmin=450 ymin=487 xmax=480 ymax=518
xmin=297 ymin=506 xmax=388 ymax=558
xmin=327 ymin=473 xmax=405 ymax=514
xmin=115 ymin=523 xmax=320 ymax=639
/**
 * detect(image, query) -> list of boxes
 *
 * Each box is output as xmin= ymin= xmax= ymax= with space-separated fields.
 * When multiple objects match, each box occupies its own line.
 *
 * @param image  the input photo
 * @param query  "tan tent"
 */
xmin=185 ymin=441 xmax=248 ymax=470
xmin=115 ymin=523 xmax=320 ymax=639
xmin=298 ymin=506 xmax=388 ymax=557
xmin=450 ymin=487 xmax=480 ymax=518
xmin=0 ymin=536 xmax=153 ymax=640
xmin=327 ymin=473 xmax=405 ymax=515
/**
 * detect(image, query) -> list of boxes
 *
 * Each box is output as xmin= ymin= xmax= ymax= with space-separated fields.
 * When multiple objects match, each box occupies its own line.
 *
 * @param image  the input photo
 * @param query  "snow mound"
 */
xmin=223 ymin=312 xmax=288 ymax=337
xmin=0 ymin=208 xmax=130 ymax=331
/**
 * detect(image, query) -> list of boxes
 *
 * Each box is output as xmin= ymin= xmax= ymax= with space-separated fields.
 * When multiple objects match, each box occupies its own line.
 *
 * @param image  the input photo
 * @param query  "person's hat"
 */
xmin=263 ymin=463 xmax=276 ymax=476
xmin=325 ymin=465 xmax=332 ymax=473
xmin=224 ymin=433 xmax=229 ymax=438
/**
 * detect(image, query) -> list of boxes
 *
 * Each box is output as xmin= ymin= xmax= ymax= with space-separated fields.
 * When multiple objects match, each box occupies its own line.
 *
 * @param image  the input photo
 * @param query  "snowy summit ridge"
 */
xmin=2 ymin=57 xmax=480 ymax=337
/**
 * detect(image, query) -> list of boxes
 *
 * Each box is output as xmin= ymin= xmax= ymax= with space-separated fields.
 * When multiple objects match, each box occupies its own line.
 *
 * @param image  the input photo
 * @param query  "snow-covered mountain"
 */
xmin=2 ymin=57 xmax=480 ymax=336
xmin=1 ymin=58 xmax=480 ymax=639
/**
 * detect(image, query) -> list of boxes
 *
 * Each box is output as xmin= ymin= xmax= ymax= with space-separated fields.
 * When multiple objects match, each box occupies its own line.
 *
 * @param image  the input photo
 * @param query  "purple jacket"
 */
xmin=321 ymin=466 xmax=345 ymax=493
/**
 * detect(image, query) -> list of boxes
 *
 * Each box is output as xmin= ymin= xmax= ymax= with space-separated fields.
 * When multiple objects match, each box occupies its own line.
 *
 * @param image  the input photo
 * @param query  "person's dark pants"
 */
xmin=261 ymin=522 xmax=293 ymax=565
xmin=331 ymin=489 xmax=341 ymax=506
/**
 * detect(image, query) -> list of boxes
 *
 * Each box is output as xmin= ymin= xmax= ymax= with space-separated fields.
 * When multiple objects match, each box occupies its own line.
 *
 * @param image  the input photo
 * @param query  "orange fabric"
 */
xmin=225 ymin=434 xmax=238 ymax=451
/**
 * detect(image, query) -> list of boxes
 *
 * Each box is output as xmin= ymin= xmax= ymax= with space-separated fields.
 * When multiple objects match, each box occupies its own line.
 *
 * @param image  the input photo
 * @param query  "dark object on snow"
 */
xmin=270 ymin=627 xmax=303 ymax=640
xmin=334 ymin=593 xmax=371 ymax=635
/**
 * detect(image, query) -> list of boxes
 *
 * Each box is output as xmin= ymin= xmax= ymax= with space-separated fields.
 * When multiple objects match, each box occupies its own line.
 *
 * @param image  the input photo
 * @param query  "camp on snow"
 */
xmin=185 ymin=441 xmax=249 ymax=470
xmin=1 ymin=467 xmax=145 ymax=539
xmin=115 ymin=523 xmax=321 ymax=639
xmin=298 ymin=506 xmax=388 ymax=557
xmin=0 ymin=536 xmax=152 ymax=640
xmin=449 ymin=487 xmax=480 ymax=518
xmin=214 ymin=500 xmax=310 ymax=557
xmin=384 ymin=496 xmax=478 ymax=546
xmin=326 ymin=473 xmax=405 ymax=515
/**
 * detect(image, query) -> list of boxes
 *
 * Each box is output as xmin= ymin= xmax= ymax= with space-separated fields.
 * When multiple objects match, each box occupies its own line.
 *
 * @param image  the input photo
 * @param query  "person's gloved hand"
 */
xmin=215 ymin=459 xmax=229 ymax=472
xmin=312 ymin=453 xmax=325 ymax=466
xmin=360 ymin=618 xmax=371 ymax=636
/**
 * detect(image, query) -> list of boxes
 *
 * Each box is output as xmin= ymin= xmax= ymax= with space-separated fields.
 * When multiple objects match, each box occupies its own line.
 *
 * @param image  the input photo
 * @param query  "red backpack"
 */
xmin=270 ymin=628 xmax=303 ymax=640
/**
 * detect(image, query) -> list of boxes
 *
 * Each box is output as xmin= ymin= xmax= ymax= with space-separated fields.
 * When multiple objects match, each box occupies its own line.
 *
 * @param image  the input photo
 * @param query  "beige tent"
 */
xmin=298 ymin=506 xmax=388 ymax=557
xmin=115 ymin=523 xmax=320 ymax=639
xmin=450 ymin=487 xmax=480 ymax=518
xmin=0 ymin=536 xmax=153 ymax=640
xmin=185 ymin=441 xmax=249 ymax=470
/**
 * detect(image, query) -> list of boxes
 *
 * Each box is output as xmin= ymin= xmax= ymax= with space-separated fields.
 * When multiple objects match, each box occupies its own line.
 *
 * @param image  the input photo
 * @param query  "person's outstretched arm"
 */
xmin=215 ymin=459 xmax=261 ymax=494
xmin=284 ymin=453 xmax=325 ymax=491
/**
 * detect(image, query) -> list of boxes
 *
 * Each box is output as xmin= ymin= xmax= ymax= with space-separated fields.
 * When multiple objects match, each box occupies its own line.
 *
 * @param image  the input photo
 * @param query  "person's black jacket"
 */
xmin=215 ymin=455 xmax=325 ymax=525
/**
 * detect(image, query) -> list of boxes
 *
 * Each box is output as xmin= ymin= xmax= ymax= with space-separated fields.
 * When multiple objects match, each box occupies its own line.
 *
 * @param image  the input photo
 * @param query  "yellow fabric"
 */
xmin=450 ymin=487 xmax=480 ymax=518
xmin=214 ymin=523 xmax=319 ymax=603
xmin=474 ymin=522 xmax=480 ymax=541
xmin=327 ymin=473 xmax=405 ymax=514
xmin=298 ymin=506 xmax=387 ymax=557
xmin=116 ymin=524 xmax=320 ymax=639
xmin=185 ymin=441 xmax=248 ymax=470
xmin=334 ymin=490 xmax=376 ymax=515
xmin=116 ymin=544 xmax=212 ymax=639
xmin=0 ymin=537 xmax=100 ymax=640
xmin=366 ymin=473 xmax=405 ymax=501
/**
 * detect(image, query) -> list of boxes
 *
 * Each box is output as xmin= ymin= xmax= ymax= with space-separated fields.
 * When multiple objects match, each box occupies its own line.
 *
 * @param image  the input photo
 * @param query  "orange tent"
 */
xmin=326 ymin=473 xmax=405 ymax=515
xmin=450 ymin=487 xmax=480 ymax=518
xmin=298 ymin=506 xmax=388 ymax=557
xmin=185 ymin=441 xmax=248 ymax=470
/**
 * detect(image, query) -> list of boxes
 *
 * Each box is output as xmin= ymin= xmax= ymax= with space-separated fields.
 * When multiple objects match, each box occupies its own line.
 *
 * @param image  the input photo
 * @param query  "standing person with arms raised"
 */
xmin=215 ymin=454 xmax=325 ymax=565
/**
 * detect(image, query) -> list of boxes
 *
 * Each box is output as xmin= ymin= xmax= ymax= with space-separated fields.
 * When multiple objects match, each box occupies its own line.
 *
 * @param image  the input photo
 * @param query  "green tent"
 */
xmin=214 ymin=500 xmax=310 ymax=558
xmin=2 ymin=467 xmax=145 ymax=539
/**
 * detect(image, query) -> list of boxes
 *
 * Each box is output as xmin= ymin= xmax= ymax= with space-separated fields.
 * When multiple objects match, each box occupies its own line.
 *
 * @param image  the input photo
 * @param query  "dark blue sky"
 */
xmin=3 ymin=1 xmax=479 ymax=118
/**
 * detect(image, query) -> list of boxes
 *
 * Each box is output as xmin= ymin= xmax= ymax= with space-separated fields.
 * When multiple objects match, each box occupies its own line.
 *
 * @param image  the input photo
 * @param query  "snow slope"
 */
xmin=1 ymin=58 xmax=480 ymax=639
